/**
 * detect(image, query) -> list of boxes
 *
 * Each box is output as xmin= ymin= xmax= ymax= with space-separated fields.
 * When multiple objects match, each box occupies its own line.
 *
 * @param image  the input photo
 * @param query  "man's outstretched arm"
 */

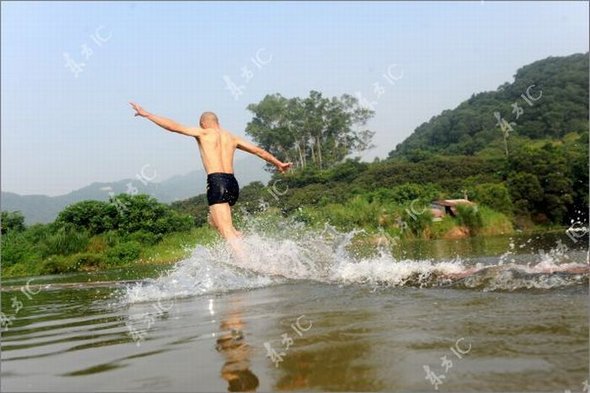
xmin=129 ymin=102 xmax=203 ymax=137
xmin=235 ymin=136 xmax=293 ymax=173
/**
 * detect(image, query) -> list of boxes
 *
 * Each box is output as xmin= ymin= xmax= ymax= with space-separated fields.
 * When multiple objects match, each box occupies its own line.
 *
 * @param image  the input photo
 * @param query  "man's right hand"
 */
xmin=129 ymin=102 xmax=150 ymax=118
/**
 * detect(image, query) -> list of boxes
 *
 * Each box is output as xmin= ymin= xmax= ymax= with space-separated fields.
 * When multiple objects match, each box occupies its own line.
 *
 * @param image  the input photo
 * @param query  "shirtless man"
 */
xmin=129 ymin=102 xmax=292 ymax=257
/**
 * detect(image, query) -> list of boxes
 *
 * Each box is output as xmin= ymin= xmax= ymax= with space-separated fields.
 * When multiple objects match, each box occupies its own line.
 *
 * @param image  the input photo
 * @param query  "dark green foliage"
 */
xmin=325 ymin=158 xmax=369 ymax=183
xmin=170 ymin=194 xmax=209 ymax=227
xmin=469 ymin=183 xmax=513 ymax=216
xmin=382 ymin=53 xmax=588 ymax=225
xmin=73 ymin=253 xmax=107 ymax=270
xmin=368 ymin=183 xmax=442 ymax=205
xmin=563 ymin=132 xmax=589 ymax=222
xmin=507 ymin=172 xmax=544 ymax=216
xmin=125 ymin=230 xmax=161 ymax=245
xmin=40 ymin=255 xmax=74 ymax=275
xmin=39 ymin=253 xmax=107 ymax=274
xmin=1 ymin=231 xmax=37 ymax=267
xmin=57 ymin=194 xmax=194 ymax=235
xmin=231 ymin=181 xmax=268 ymax=215
xmin=23 ymin=223 xmax=52 ymax=243
xmin=106 ymin=241 xmax=142 ymax=266
xmin=455 ymin=205 xmax=484 ymax=235
xmin=1 ymin=211 xmax=26 ymax=234
xmin=55 ymin=200 xmax=117 ymax=234
xmin=112 ymin=194 xmax=192 ymax=235
xmin=507 ymin=142 xmax=577 ymax=224
xmin=39 ymin=225 xmax=91 ymax=258
xmin=352 ymin=156 xmax=505 ymax=191
xmin=2 ymin=195 xmax=196 ymax=277
xmin=400 ymin=206 xmax=434 ymax=237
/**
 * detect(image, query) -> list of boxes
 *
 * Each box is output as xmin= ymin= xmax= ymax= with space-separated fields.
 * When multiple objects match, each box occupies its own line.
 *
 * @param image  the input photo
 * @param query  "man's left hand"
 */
xmin=277 ymin=162 xmax=293 ymax=174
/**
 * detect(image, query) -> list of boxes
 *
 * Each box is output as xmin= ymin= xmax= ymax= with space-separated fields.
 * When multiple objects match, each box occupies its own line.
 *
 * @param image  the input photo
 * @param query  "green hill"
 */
xmin=388 ymin=52 xmax=589 ymax=159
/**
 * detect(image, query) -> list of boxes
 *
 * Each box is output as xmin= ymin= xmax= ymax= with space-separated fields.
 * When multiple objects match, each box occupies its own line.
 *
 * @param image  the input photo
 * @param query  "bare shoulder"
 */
xmin=221 ymin=128 xmax=240 ymax=144
xmin=220 ymin=127 xmax=234 ymax=136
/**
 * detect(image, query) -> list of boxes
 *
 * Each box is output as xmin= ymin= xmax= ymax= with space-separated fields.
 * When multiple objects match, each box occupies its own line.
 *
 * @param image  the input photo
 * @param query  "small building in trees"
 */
xmin=430 ymin=199 xmax=476 ymax=220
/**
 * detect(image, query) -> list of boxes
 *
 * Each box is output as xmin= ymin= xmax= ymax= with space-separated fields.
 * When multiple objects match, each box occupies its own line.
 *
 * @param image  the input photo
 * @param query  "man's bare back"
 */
xmin=129 ymin=102 xmax=292 ymax=259
xmin=196 ymin=126 xmax=236 ymax=174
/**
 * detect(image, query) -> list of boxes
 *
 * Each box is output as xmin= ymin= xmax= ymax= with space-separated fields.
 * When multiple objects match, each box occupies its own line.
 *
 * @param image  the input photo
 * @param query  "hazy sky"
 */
xmin=1 ymin=1 xmax=588 ymax=196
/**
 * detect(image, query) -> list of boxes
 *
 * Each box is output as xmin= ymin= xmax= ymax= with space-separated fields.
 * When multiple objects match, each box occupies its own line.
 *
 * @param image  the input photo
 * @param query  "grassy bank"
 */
xmin=2 ymin=226 xmax=218 ymax=279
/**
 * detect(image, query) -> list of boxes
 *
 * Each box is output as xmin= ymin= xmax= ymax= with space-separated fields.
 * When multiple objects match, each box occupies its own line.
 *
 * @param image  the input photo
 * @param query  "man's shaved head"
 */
xmin=199 ymin=112 xmax=219 ymax=128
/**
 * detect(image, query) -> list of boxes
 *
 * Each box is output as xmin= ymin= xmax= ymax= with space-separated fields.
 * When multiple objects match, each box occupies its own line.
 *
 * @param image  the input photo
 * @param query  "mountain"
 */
xmin=1 ymin=155 xmax=270 ymax=224
xmin=388 ymin=52 xmax=589 ymax=159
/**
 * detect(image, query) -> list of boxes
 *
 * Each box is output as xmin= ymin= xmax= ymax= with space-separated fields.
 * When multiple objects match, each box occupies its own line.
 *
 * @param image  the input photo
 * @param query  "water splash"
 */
xmin=122 ymin=216 xmax=589 ymax=303
xmin=122 ymin=246 xmax=281 ymax=304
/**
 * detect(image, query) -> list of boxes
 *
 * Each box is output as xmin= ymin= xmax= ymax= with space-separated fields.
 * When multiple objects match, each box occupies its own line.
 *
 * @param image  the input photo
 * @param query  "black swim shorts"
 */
xmin=206 ymin=173 xmax=240 ymax=206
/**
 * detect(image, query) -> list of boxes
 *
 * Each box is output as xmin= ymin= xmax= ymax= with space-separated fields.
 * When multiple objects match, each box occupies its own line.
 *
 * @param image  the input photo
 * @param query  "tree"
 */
xmin=246 ymin=90 xmax=375 ymax=170
xmin=508 ymin=143 xmax=576 ymax=224
xmin=1 ymin=211 xmax=26 ymax=234
xmin=506 ymin=172 xmax=544 ymax=217
xmin=470 ymin=183 xmax=513 ymax=216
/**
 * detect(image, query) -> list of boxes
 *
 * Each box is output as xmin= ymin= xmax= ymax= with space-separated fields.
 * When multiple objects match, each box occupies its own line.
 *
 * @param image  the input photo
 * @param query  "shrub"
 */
xmin=105 ymin=241 xmax=142 ymax=266
xmin=399 ymin=204 xmax=433 ymax=237
xmin=40 ymin=255 xmax=76 ymax=274
xmin=39 ymin=225 xmax=90 ymax=257
xmin=23 ymin=223 xmax=52 ymax=243
xmin=1 ymin=211 xmax=26 ymax=234
xmin=383 ymin=183 xmax=442 ymax=205
xmin=72 ymin=253 xmax=107 ymax=271
xmin=1 ymin=231 xmax=37 ymax=267
xmin=110 ymin=194 xmax=194 ymax=235
xmin=102 ymin=230 xmax=121 ymax=247
xmin=55 ymin=200 xmax=116 ymax=234
xmin=40 ymin=252 xmax=107 ymax=274
xmin=4 ymin=263 xmax=30 ymax=278
xmin=126 ymin=230 xmax=161 ymax=245
xmin=478 ymin=206 xmax=514 ymax=236
xmin=56 ymin=194 xmax=194 ymax=236
xmin=86 ymin=236 xmax=108 ymax=253
xmin=455 ymin=204 xmax=484 ymax=235
xmin=470 ymin=183 xmax=514 ymax=216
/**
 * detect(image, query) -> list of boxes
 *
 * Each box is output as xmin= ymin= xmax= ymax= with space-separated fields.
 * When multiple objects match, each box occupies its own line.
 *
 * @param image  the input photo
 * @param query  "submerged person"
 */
xmin=129 ymin=102 xmax=292 ymax=258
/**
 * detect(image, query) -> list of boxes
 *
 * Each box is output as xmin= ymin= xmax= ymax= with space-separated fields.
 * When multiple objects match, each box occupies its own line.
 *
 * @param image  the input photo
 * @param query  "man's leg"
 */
xmin=209 ymin=203 xmax=245 ymax=260
xmin=208 ymin=212 xmax=218 ymax=231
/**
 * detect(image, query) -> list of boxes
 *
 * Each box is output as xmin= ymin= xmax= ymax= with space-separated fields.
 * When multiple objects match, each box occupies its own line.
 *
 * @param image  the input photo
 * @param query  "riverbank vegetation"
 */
xmin=1 ymin=53 xmax=587 ymax=278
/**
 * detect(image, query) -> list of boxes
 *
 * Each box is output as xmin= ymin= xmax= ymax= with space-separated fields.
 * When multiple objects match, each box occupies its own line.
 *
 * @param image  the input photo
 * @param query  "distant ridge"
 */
xmin=1 ymin=155 xmax=270 ymax=224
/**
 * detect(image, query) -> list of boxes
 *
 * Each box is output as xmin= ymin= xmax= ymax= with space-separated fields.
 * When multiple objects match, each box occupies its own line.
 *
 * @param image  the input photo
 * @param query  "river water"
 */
xmin=1 ymin=222 xmax=588 ymax=392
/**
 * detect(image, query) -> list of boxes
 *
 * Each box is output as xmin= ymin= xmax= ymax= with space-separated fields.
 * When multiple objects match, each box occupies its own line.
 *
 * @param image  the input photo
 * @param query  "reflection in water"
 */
xmin=274 ymin=310 xmax=384 ymax=391
xmin=214 ymin=298 xmax=259 ymax=392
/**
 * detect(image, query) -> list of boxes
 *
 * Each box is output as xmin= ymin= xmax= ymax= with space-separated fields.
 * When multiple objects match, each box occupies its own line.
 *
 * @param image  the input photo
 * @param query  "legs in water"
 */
xmin=209 ymin=203 xmax=246 ymax=261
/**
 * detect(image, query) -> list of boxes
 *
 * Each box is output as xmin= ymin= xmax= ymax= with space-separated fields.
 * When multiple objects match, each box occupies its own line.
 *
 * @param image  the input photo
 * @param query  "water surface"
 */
xmin=1 ymin=229 xmax=588 ymax=392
